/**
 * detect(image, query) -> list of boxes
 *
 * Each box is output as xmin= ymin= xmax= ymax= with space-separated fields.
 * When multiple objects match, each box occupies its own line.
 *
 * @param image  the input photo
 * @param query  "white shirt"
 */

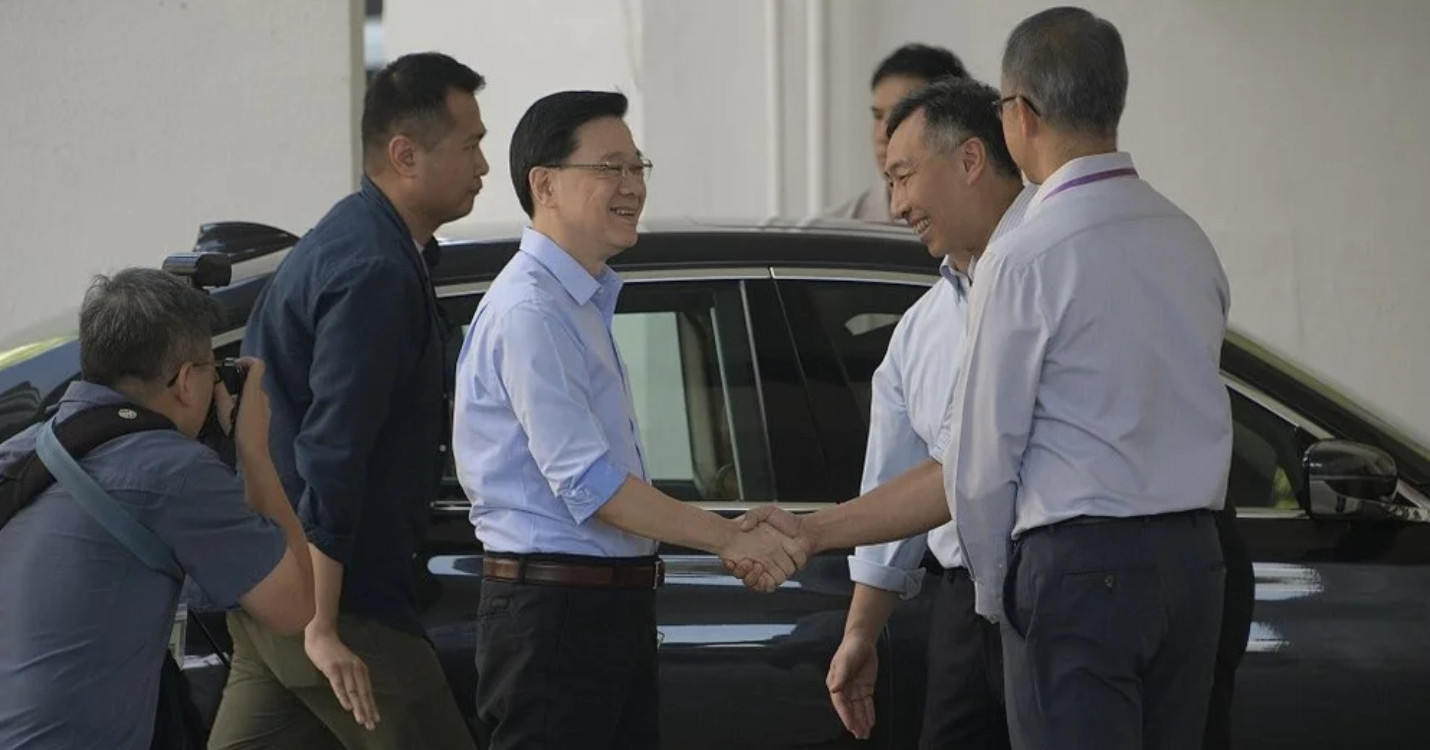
xmin=848 ymin=187 xmax=1035 ymax=597
xmin=937 ymin=152 xmax=1233 ymax=618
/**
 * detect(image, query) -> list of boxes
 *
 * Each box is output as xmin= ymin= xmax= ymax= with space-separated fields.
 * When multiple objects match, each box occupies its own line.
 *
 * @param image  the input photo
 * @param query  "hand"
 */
xmin=304 ymin=623 xmax=379 ymax=731
xmin=725 ymin=506 xmax=816 ymax=585
xmin=718 ymin=519 xmax=810 ymax=593
xmin=827 ymin=634 xmax=879 ymax=739
xmin=219 ymin=357 xmax=271 ymax=459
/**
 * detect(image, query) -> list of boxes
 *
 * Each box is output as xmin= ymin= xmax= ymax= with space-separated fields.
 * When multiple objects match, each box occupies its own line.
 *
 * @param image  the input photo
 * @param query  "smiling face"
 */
xmin=544 ymin=116 xmax=647 ymax=257
xmin=884 ymin=109 xmax=973 ymax=259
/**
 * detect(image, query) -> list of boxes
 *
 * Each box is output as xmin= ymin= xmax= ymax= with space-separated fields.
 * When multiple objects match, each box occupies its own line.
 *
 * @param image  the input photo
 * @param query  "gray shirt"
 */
xmin=0 ymin=381 xmax=287 ymax=750
xmin=937 ymin=152 xmax=1233 ymax=619
xmin=822 ymin=182 xmax=895 ymax=223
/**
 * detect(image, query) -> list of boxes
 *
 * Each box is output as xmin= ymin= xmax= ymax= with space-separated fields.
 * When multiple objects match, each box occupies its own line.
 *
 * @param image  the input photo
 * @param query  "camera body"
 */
xmin=215 ymin=358 xmax=246 ymax=397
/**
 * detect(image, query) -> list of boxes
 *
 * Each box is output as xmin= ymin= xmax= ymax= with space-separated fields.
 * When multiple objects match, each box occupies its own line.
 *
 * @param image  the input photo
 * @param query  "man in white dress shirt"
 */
xmin=944 ymin=8 xmax=1233 ymax=748
xmin=825 ymin=78 xmax=1030 ymax=748
xmin=741 ymin=8 xmax=1235 ymax=750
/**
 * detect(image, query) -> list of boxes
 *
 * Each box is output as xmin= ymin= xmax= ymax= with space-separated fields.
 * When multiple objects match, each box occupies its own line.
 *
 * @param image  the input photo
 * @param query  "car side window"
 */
xmin=786 ymin=280 xmax=930 ymax=420
xmin=439 ymin=280 xmax=772 ymax=503
xmin=1227 ymin=389 xmax=1305 ymax=511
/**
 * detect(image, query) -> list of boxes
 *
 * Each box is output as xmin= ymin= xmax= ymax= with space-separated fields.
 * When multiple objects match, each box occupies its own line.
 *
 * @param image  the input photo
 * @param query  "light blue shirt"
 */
xmin=452 ymin=228 xmax=657 ymax=557
xmin=849 ymin=187 xmax=1035 ymax=597
xmin=938 ymin=153 xmax=1233 ymax=618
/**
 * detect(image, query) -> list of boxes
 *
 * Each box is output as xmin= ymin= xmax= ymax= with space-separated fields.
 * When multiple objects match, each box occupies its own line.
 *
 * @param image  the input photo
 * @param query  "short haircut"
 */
xmin=1002 ymin=7 xmax=1128 ymax=138
xmin=509 ymin=91 xmax=630 ymax=218
xmin=886 ymin=78 xmax=1020 ymax=178
xmin=361 ymin=52 xmax=485 ymax=162
xmin=79 ymin=268 xmax=226 ymax=388
xmin=871 ymin=43 xmax=968 ymax=90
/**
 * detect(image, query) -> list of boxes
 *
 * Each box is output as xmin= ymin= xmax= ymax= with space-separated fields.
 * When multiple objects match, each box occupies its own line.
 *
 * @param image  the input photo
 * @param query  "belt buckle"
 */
xmin=652 ymin=559 xmax=666 ymax=589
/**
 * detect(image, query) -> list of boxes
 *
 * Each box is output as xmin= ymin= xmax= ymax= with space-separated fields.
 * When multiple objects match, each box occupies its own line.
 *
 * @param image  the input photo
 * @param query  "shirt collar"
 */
xmin=518 ymin=227 xmax=623 ymax=309
xmin=55 ymin=381 xmax=141 ymax=421
xmin=938 ymin=256 xmax=972 ymax=298
xmin=1027 ymin=151 xmax=1137 ymax=216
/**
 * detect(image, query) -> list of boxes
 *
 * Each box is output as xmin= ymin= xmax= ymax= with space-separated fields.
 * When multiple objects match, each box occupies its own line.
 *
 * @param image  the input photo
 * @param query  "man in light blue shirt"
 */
xmin=452 ymin=90 xmax=806 ymax=750
xmin=826 ymin=80 xmax=1030 ymax=748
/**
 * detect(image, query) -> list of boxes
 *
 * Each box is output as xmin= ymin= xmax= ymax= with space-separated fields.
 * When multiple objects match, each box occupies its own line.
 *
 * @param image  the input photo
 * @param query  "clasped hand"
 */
xmin=718 ymin=506 xmax=812 ymax=593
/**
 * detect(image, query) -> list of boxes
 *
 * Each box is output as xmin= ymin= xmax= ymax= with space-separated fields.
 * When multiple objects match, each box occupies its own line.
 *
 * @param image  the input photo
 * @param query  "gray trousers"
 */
xmin=1000 ymin=510 xmax=1225 ymax=750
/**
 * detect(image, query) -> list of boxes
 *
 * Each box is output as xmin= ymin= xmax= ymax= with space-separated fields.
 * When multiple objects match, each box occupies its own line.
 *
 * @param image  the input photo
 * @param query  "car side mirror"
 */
xmin=1303 ymin=440 xmax=1398 ymax=519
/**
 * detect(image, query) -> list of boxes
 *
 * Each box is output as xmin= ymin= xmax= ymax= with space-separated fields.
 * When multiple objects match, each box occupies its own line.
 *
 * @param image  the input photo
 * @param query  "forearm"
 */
xmin=806 ymin=459 xmax=949 ymax=553
xmin=238 ymin=447 xmax=314 ymax=593
xmin=594 ymin=475 xmax=735 ymax=554
xmin=843 ymin=583 xmax=899 ymax=643
xmin=306 ymin=545 xmax=344 ymax=631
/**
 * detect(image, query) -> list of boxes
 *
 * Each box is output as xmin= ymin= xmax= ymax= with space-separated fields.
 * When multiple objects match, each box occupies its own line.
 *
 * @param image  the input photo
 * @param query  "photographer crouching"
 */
xmin=0 ymin=268 xmax=314 ymax=749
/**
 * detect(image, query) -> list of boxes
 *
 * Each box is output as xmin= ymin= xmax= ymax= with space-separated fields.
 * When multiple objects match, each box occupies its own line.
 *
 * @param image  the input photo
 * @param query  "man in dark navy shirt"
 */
xmin=208 ymin=52 xmax=488 ymax=750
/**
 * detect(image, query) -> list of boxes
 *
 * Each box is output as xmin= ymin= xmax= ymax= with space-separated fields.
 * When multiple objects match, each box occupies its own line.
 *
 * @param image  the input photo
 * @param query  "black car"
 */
xmin=2 ymin=218 xmax=1429 ymax=749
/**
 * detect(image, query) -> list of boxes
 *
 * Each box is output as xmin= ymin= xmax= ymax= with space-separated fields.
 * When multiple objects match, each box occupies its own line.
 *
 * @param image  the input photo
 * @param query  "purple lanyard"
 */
xmin=1041 ymin=167 xmax=1138 ymax=202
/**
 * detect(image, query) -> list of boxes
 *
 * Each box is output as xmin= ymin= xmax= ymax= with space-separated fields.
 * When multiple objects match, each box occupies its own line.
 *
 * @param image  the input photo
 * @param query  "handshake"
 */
xmin=718 ymin=506 xmax=823 ymax=593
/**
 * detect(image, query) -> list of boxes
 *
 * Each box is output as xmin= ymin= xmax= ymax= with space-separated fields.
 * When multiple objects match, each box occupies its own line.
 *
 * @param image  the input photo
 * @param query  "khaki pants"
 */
xmin=208 ymin=611 xmax=476 ymax=750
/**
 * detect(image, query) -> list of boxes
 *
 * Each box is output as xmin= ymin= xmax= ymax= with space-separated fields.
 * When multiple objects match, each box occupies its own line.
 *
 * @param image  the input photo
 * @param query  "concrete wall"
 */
xmin=383 ymin=0 xmax=646 ymax=227
xmin=0 ymin=0 xmax=363 ymax=346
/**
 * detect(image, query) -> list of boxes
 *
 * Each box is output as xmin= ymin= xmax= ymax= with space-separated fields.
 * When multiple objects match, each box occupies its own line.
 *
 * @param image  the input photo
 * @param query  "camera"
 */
xmin=215 ymin=357 xmax=246 ymax=398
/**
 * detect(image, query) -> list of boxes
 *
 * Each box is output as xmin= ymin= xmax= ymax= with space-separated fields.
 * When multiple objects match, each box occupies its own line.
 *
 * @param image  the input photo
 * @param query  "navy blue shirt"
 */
xmin=243 ymin=176 xmax=446 ymax=637
xmin=0 ymin=382 xmax=286 ymax=750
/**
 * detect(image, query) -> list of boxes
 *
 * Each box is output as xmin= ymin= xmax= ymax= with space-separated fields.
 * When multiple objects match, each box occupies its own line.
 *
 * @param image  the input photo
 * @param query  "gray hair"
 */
xmin=1001 ymin=6 xmax=1128 ymax=138
xmin=78 ymin=268 xmax=225 ymax=388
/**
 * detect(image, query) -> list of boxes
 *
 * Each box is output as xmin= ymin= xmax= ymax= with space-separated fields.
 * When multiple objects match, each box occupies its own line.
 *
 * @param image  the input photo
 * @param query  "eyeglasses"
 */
xmin=165 ymin=359 xmax=218 ymax=387
xmin=544 ymin=159 xmax=654 ymax=182
xmin=993 ymin=94 xmax=1041 ymax=120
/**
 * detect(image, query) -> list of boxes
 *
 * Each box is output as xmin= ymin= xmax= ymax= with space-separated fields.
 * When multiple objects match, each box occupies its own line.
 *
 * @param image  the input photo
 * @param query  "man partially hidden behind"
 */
xmin=453 ymin=90 xmax=807 ymax=750
xmin=0 ymin=269 xmax=314 ymax=750
xmin=208 ymin=52 xmax=488 ymax=750
xmin=823 ymin=43 xmax=969 ymax=222
xmin=828 ymin=78 xmax=1031 ymax=749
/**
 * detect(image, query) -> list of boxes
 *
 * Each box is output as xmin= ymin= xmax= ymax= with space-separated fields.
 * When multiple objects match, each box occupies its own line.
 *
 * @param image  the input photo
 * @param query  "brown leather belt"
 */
xmin=482 ymin=556 xmax=665 ymax=590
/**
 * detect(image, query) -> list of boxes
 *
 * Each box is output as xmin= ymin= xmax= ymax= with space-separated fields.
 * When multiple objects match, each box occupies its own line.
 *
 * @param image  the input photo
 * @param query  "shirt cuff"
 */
xmin=847 ymin=556 xmax=927 ymax=599
xmin=973 ymin=578 xmax=1004 ymax=622
xmin=929 ymin=426 xmax=950 ymax=462
xmin=303 ymin=524 xmax=352 ymax=566
xmin=561 ymin=456 xmax=629 ymax=524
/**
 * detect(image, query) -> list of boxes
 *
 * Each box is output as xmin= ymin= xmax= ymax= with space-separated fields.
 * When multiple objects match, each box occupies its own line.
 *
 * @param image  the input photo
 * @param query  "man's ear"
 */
xmin=388 ymin=134 xmax=420 ymax=178
xmin=170 ymin=361 xmax=201 ymax=409
xmin=530 ymin=167 xmax=558 ymax=210
xmin=961 ymin=138 xmax=988 ymax=185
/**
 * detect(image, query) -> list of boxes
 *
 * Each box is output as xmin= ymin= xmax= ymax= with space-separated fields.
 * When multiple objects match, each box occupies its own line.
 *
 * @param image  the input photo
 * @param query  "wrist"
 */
xmin=713 ymin=517 xmax=739 ymax=556
xmin=305 ymin=617 xmax=338 ymax=638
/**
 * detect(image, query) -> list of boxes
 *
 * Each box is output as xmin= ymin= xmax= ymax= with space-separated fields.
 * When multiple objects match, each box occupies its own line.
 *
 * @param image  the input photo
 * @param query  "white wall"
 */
xmin=912 ymin=0 xmax=1430 ymax=443
xmin=0 ymin=0 xmax=364 ymax=346
xmin=383 ymin=0 xmax=646 ymax=228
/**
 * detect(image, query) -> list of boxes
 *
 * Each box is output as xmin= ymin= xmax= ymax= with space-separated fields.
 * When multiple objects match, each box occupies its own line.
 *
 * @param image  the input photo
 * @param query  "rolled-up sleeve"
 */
xmin=155 ymin=451 xmax=288 ymax=609
xmin=295 ymin=259 xmax=420 ymax=564
xmin=494 ymin=302 xmax=629 ymax=523
xmin=946 ymin=256 xmax=1048 ymax=620
xmin=849 ymin=343 xmax=930 ymax=598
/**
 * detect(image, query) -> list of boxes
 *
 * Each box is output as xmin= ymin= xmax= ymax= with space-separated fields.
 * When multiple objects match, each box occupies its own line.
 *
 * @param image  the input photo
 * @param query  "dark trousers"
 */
xmin=1206 ymin=509 xmax=1255 ymax=750
xmin=1001 ymin=511 xmax=1225 ymax=750
xmin=473 ymin=559 xmax=659 ymax=750
xmin=919 ymin=568 xmax=1012 ymax=750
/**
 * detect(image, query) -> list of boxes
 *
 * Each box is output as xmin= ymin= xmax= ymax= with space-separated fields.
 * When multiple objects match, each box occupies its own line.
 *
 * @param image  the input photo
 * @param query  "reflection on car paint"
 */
xmin=1253 ymin=562 xmax=1323 ymax=602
